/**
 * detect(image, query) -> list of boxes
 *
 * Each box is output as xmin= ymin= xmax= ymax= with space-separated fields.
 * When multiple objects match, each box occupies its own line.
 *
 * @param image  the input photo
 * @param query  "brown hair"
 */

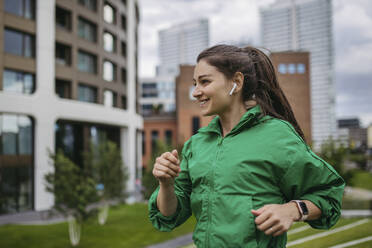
xmin=197 ymin=44 xmax=306 ymax=142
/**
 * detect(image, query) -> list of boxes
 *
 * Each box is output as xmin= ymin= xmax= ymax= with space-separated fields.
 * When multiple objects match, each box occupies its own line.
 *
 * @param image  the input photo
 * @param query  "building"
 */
xmin=337 ymin=118 xmax=367 ymax=150
xmin=142 ymin=113 xmax=176 ymax=167
xmin=157 ymin=18 xmax=209 ymax=77
xmin=139 ymin=76 xmax=175 ymax=116
xmin=0 ymin=0 xmax=143 ymax=215
xmin=270 ymin=51 xmax=311 ymax=144
xmin=260 ymin=0 xmax=336 ymax=149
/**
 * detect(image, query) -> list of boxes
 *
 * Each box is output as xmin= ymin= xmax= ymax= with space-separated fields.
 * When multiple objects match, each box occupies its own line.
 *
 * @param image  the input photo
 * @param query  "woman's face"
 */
xmin=192 ymin=59 xmax=233 ymax=116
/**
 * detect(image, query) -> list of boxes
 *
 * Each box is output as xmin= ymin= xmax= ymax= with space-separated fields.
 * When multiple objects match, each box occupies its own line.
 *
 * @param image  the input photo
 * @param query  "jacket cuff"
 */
xmin=148 ymin=186 xmax=182 ymax=232
xmin=300 ymin=194 xmax=341 ymax=230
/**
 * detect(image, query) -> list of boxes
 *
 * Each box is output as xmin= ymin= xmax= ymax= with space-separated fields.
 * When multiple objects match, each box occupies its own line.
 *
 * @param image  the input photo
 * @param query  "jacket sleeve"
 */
xmin=278 ymin=126 xmax=345 ymax=230
xmin=148 ymin=139 xmax=193 ymax=232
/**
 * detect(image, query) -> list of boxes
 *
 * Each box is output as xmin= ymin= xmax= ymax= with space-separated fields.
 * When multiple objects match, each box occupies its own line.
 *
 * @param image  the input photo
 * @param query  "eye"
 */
xmin=201 ymin=80 xmax=210 ymax=84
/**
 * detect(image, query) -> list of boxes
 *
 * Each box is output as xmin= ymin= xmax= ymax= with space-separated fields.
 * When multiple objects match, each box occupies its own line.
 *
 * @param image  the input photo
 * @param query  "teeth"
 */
xmin=200 ymin=99 xmax=209 ymax=106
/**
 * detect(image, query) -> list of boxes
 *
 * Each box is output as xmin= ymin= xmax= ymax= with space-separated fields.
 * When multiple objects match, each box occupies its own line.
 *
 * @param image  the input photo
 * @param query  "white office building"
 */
xmin=260 ymin=0 xmax=336 ymax=149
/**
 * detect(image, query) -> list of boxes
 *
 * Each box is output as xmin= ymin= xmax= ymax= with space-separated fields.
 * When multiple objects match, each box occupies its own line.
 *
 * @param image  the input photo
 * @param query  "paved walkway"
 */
xmin=146 ymin=233 xmax=193 ymax=248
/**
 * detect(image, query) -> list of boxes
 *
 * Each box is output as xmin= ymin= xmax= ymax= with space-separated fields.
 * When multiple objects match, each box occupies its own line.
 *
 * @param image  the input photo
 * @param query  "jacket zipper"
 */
xmin=206 ymin=136 xmax=224 ymax=247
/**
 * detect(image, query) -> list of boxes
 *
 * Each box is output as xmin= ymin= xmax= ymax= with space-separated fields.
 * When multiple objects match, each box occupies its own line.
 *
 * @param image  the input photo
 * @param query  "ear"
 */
xmin=232 ymin=72 xmax=244 ymax=93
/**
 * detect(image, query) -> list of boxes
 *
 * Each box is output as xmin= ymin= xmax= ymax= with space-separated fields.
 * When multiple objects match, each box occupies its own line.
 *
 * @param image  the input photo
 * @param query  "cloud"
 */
xmin=138 ymin=0 xmax=275 ymax=77
xmin=334 ymin=0 xmax=372 ymax=75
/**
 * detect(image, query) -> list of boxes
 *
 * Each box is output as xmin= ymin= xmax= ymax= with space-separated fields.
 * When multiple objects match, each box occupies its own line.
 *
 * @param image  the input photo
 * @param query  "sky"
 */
xmin=138 ymin=0 xmax=372 ymax=127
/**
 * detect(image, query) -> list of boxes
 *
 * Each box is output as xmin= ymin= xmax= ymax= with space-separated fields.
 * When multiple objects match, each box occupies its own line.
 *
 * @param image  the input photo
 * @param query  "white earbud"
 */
xmin=229 ymin=83 xmax=237 ymax=96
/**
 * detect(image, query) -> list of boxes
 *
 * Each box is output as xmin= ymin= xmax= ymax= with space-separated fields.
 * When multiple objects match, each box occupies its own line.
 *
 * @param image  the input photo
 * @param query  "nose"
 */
xmin=192 ymin=85 xmax=202 ymax=98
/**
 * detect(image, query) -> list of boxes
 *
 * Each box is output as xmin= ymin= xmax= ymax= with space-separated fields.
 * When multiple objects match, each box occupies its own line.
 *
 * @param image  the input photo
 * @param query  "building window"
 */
xmin=288 ymin=64 xmax=296 ymax=74
xmin=121 ymin=68 xmax=127 ymax=85
xmin=151 ymin=130 xmax=159 ymax=152
xmin=142 ymin=131 xmax=145 ymax=156
xmin=142 ymin=83 xmax=157 ymax=98
xmin=165 ymin=130 xmax=173 ymax=146
xmin=78 ymin=0 xmax=97 ymax=11
xmin=103 ymin=31 xmax=116 ymax=53
xmin=78 ymin=84 xmax=97 ymax=103
xmin=0 ymin=114 xmax=34 ymax=214
xmin=55 ymin=79 xmax=71 ymax=99
xmin=121 ymin=0 xmax=127 ymax=6
xmin=55 ymin=42 xmax=71 ymax=66
xmin=121 ymin=41 xmax=127 ymax=58
xmin=2 ymin=69 xmax=34 ymax=94
xmin=78 ymin=50 xmax=97 ymax=74
xmin=56 ymin=6 xmax=71 ymax=31
xmin=297 ymin=63 xmax=306 ymax=74
xmin=78 ymin=17 xmax=97 ymax=43
xmin=4 ymin=0 xmax=35 ymax=19
xmin=4 ymin=28 xmax=35 ymax=58
xmin=192 ymin=116 xmax=200 ymax=135
xmin=121 ymin=15 xmax=127 ymax=31
xmin=278 ymin=64 xmax=287 ymax=74
xmin=103 ymin=2 xmax=116 ymax=24
xmin=103 ymin=89 xmax=117 ymax=107
xmin=103 ymin=60 xmax=116 ymax=81
xmin=121 ymin=95 xmax=127 ymax=110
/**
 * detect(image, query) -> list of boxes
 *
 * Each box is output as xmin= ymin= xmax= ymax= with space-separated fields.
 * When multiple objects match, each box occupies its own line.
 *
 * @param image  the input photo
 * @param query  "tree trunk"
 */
xmin=98 ymin=202 xmax=109 ymax=225
xmin=68 ymin=215 xmax=81 ymax=246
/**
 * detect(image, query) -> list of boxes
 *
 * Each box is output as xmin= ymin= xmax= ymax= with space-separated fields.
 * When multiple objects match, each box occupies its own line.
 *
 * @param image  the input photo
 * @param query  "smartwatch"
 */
xmin=291 ymin=200 xmax=309 ymax=221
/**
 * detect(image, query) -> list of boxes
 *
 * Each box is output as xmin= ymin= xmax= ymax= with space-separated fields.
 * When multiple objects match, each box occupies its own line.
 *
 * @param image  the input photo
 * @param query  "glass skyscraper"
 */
xmin=260 ymin=0 xmax=336 ymax=149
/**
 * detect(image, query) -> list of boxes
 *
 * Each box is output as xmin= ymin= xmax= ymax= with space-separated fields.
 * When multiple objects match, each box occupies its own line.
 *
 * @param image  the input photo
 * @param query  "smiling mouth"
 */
xmin=199 ymin=98 xmax=210 ymax=106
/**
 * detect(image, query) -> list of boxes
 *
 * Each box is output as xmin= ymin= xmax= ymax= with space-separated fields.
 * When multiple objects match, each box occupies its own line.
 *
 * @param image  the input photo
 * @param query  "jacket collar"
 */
xmin=198 ymin=105 xmax=263 ymax=136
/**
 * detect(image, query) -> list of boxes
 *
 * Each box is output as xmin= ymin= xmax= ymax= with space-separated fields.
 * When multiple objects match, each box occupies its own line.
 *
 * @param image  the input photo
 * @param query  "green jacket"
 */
xmin=148 ymin=105 xmax=345 ymax=248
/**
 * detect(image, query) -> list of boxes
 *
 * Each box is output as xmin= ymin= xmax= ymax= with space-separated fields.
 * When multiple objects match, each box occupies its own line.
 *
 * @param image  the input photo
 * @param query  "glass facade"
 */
xmin=103 ymin=60 xmax=116 ymax=81
xmin=56 ymin=6 xmax=71 ymax=31
xmin=4 ymin=28 xmax=35 ymax=58
xmin=78 ymin=84 xmax=97 ymax=103
xmin=103 ymin=32 xmax=115 ymax=52
xmin=78 ymin=17 xmax=97 ymax=43
xmin=78 ymin=50 xmax=97 ymax=74
xmin=78 ymin=0 xmax=97 ymax=11
xmin=4 ymin=0 xmax=35 ymax=19
xmin=103 ymin=3 xmax=116 ymax=24
xmin=55 ymin=42 xmax=71 ymax=66
xmin=55 ymin=120 xmax=120 ymax=166
xmin=2 ymin=69 xmax=34 ymax=94
xmin=0 ymin=114 xmax=34 ymax=214
xmin=55 ymin=79 xmax=71 ymax=99
xmin=103 ymin=90 xmax=116 ymax=107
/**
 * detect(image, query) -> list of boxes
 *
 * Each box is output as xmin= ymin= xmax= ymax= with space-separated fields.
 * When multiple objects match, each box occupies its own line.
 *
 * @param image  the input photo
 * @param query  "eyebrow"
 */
xmin=192 ymin=74 xmax=212 ymax=82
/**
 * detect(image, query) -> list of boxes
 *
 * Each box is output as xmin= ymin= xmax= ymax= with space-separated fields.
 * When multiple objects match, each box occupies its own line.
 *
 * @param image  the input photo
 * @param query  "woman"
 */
xmin=148 ymin=45 xmax=345 ymax=247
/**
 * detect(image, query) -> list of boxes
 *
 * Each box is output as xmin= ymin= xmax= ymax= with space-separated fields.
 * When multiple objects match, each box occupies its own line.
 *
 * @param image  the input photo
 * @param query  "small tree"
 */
xmin=83 ymin=140 xmax=128 ymax=225
xmin=319 ymin=138 xmax=354 ymax=184
xmin=45 ymin=150 xmax=98 ymax=246
xmin=142 ymin=140 xmax=171 ymax=200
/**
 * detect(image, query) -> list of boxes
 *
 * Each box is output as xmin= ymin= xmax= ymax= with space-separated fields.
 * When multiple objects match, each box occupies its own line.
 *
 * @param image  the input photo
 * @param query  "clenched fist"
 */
xmin=152 ymin=149 xmax=181 ymax=186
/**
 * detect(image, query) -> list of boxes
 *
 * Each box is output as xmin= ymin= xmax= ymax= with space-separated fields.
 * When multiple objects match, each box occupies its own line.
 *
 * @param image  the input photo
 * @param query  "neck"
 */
xmin=218 ymin=100 xmax=257 ymax=137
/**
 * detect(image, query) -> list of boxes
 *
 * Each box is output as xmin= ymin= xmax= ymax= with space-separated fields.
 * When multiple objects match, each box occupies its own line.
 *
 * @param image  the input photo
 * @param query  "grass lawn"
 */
xmin=0 ymin=203 xmax=196 ymax=248
xmin=289 ymin=218 xmax=372 ymax=248
xmin=181 ymin=218 xmax=372 ymax=248
xmin=350 ymin=170 xmax=372 ymax=191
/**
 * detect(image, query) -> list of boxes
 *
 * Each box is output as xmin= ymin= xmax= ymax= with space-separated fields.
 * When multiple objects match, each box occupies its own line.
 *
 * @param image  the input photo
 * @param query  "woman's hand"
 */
xmin=251 ymin=202 xmax=300 ymax=236
xmin=152 ymin=149 xmax=181 ymax=186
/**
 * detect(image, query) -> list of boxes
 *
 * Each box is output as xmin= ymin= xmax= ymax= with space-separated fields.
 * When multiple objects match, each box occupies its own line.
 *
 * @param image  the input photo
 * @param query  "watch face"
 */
xmin=299 ymin=201 xmax=309 ymax=215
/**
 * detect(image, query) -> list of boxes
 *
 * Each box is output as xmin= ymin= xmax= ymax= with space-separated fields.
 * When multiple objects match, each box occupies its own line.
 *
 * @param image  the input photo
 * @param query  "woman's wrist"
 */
xmin=286 ymin=201 xmax=301 ymax=221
